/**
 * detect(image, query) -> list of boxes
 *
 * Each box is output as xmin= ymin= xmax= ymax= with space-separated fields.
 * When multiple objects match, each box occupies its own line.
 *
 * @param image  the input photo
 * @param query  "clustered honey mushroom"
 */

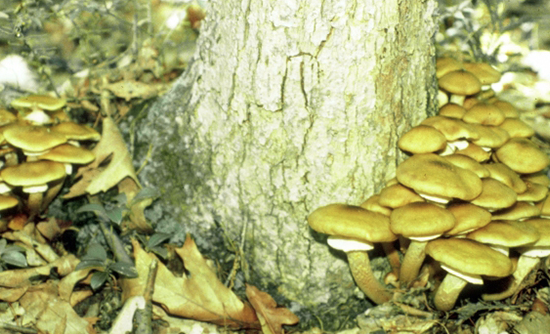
xmin=308 ymin=57 xmax=550 ymax=311
xmin=0 ymin=95 xmax=100 ymax=223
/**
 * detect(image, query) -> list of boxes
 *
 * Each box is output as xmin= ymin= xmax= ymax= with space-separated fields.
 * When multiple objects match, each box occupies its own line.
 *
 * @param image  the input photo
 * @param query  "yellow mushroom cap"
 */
xmin=1 ymin=161 xmax=66 ymax=187
xmin=470 ymin=178 xmax=517 ymax=211
xmin=0 ymin=109 xmax=17 ymax=126
xmin=0 ymin=195 xmax=18 ymax=211
xmin=443 ymin=154 xmax=490 ymax=178
xmin=463 ymin=62 xmax=502 ymax=85
xmin=50 ymin=122 xmax=101 ymax=141
xmin=396 ymin=153 xmax=482 ymax=201
xmin=492 ymin=202 xmax=541 ymax=221
xmin=308 ymin=204 xmax=397 ymax=243
xmin=426 ymin=238 xmax=514 ymax=278
xmin=439 ymin=70 xmax=482 ymax=96
xmin=499 ymin=119 xmax=535 ymax=138
xmin=38 ymin=144 xmax=95 ymax=164
xmin=445 ymin=203 xmax=492 ymax=236
xmin=493 ymin=100 xmax=519 ymax=118
xmin=438 ymin=103 xmax=467 ymax=119
xmin=484 ymin=163 xmax=527 ymax=194
xmin=421 ymin=116 xmax=480 ymax=141
xmin=3 ymin=125 xmax=67 ymax=153
xmin=462 ymin=103 xmax=505 ymax=126
xmin=496 ymin=138 xmax=550 ymax=174
xmin=390 ymin=202 xmax=455 ymax=238
xmin=436 ymin=57 xmax=464 ymax=79
xmin=10 ymin=95 xmax=66 ymax=111
xmin=467 ymin=220 xmax=540 ymax=248
xmin=378 ymin=183 xmax=425 ymax=209
xmin=398 ymin=125 xmax=447 ymax=154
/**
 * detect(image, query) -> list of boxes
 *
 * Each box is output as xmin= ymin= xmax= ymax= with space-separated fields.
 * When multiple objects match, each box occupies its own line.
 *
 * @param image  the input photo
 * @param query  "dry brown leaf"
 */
xmin=105 ymin=80 xmax=158 ymax=101
xmin=19 ymin=281 xmax=93 ymax=334
xmin=0 ymin=286 xmax=27 ymax=302
xmin=245 ymin=284 xmax=299 ymax=334
xmin=0 ymin=254 xmax=79 ymax=289
xmin=121 ymin=235 xmax=260 ymax=329
xmin=118 ymin=177 xmax=153 ymax=233
xmin=65 ymin=116 xmax=139 ymax=198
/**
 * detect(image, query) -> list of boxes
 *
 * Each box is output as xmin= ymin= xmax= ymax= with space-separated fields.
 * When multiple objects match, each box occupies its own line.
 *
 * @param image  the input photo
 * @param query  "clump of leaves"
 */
xmin=76 ymin=193 xmax=128 ymax=227
xmin=0 ymin=238 xmax=27 ymax=270
xmin=136 ymin=232 xmax=171 ymax=260
xmin=76 ymin=243 xmax=137 ymax=291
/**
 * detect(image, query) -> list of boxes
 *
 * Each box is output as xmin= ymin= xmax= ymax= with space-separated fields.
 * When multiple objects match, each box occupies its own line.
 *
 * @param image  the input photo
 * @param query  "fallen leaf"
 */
xmin=65 ymin=116 xmax=139 ymax=198
xmin=245 ymin=284 xmax=299 ymax=334
xmin=105 ymin=80 xmax=158 ymax=101
xmin=19 ymin=281 xmax=93 ymax=334
xmin=121 ymin=235 xmax=260 ymax=328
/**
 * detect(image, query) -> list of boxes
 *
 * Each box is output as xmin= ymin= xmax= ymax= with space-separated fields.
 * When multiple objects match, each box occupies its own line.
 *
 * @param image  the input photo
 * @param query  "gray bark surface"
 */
xmin=133 ymin=0 xmax=438 ymax=328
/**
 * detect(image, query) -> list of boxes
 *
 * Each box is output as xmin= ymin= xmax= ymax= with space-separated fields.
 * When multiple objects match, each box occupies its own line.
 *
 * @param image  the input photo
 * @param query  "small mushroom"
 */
xmin=438 ymin=70 xmax=482 ymax=106
xmin=495 ymin=138 xmax=550 ymax=174
xmin=396 ymin=153 xmax=482 ymax=203
xmin=426 ymin=238 xmax=513 ymax=311
xmin=390 ymin=202 xmax=455 ymax=286
xmin=308 ymin=204 xmax=397 ymax=304
xmin=0 ymin=161 xmax=66 ymax=218
xmin=483 ymin=218 xmax=550 ymax=301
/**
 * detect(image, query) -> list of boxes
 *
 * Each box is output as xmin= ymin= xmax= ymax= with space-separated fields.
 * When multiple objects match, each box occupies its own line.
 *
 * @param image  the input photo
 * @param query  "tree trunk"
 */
xmin=134 ymin=0 xmax=438 ymax=328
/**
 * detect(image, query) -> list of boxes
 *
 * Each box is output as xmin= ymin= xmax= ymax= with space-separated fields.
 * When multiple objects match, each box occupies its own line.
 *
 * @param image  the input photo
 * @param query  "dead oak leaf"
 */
xmin=65 ymin=116 xmax=139 ymax=198
xmin=105 ymin=80 xmax=157 ymax=101
xmin=245 ymin=284 xmax=299 ymax=334
xmin=19 ymin=281 xmax=93 ymax=334
xmin=121 ymin=235 xmax=259 ymax=329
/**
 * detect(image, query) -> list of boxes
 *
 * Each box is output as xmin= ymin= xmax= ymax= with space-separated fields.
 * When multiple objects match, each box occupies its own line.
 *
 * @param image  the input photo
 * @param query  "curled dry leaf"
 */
xmin=18 ymin=281 xmax=93 ymax=334
xmin=105 ymin=80 xmax=158 ymax=101
xmin=65 ymin=116 xmax=139 ymax=198
xmin=245 ymin=284 xmax=299 ymax=334
xmin=121 ymin=235 xmax=260 ymax=329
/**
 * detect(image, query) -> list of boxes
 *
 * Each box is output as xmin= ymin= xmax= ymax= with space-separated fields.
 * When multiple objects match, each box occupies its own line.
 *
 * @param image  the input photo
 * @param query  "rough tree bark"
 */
xmin=134 ymin=0 xmax=438 ymax=328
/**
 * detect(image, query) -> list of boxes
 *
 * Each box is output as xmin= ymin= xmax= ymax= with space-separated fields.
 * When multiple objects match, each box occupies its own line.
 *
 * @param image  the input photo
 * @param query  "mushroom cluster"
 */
xmin=0 ymin=95 xmax=100 ymax=224
xmin=308 ymin=57 xmax=550 ymax=311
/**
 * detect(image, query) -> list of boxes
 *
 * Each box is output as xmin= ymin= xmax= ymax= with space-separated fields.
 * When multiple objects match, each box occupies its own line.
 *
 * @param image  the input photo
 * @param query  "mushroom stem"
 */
xmin=347 ymin=251 xmax=392 ymax=304
xmin=399 ymin=240 xmax=427 ymax=286
xmin=434 ymin=273 xmax=468 ymax=311
xmin=27 ymin=192 xmax=43 ymax=219
xmin=382 ymin=241 xmax=401 ymax=279
xmin=482 ymin=256 xmax=540 ymax=301
xmin=41 ymin=177 xmax=66 ymax=211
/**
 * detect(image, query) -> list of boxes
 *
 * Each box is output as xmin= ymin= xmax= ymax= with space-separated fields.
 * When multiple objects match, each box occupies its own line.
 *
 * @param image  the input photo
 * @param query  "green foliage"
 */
xmin=0 ymin=238 xmax=27 ymax=270
xmin=76 ymin=242 xmax=138 ymax=291
xmin=136 ymin=232 xmax=171 ymax=260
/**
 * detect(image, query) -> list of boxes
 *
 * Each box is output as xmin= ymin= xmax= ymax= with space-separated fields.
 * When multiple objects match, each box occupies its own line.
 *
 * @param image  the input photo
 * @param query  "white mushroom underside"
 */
xmin=409 ymin=234 xmax=441 ymax=242
xmin=22 ymin=184 xmax=48 ymax=193
xmin=441 ymin=264 xmax=483 ymax=285
xmin=0 ymin=182 xmax=12 ymax=194
xmin=488 ymin=245 xmax=509 ymax=257
xmin=327 ymin=236 xmax=374 ymax=252
xmin=520 ymin=247 xmax=550 ymax=258
xmin=418 ymin=192 xmax=451 ymax=204
xmin=24 ymin=109 xmax=52 ymax=125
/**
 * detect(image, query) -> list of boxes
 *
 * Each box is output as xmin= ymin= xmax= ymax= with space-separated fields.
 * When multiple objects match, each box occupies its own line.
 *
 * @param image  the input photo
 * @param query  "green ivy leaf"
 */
xmin=90 ymin=271 xmax=109 ymax=291
xmin=132 ymin=187 xmax=160 ymax=203
xmin=109 ymin=261 xmax=138 ymax=278
xmin=81 ymin=243 xmax=108 ymax=262
xmin=147 ymin=233 xmax=171 ymax=248
xmin=77 ymin=203 xmax=110 ymax=222
xmin=76 ymin=259 xmax=106 ymax=271
xmin=2 ymin=251 xmax=27 ymax=267
xmin=106 ymin=207 xmax=125 ymax=225
xmin=150 ymin=246 xmax=168 ymax=260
